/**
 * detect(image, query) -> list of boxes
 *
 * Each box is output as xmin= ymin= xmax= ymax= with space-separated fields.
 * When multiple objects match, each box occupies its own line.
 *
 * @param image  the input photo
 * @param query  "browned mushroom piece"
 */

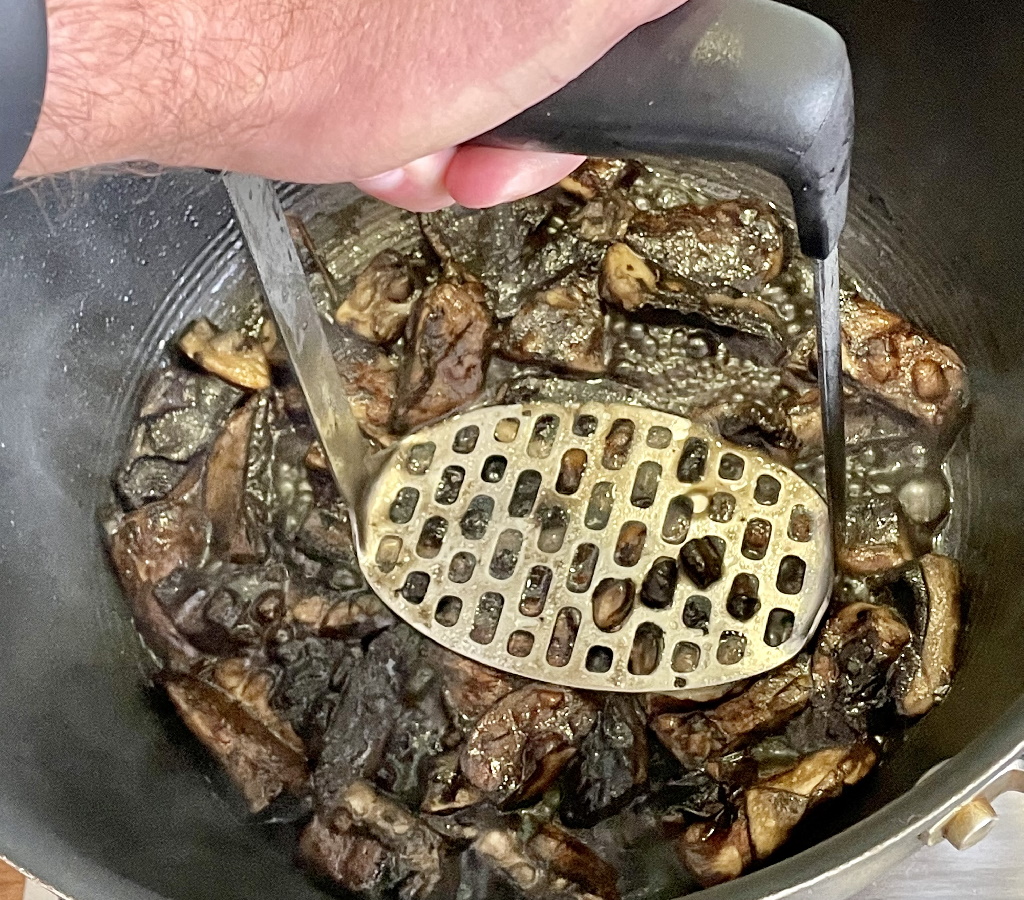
xmin=473 ymin=829 xmax=614 ymax=900
xmin=652 ymin=660 xmax=811 ymax=768
xmin=560 ymin=695 xmax=648 ymax=828
xmin=164 ymin=670 xmax=308 ymax=813
xmin=179 ymin=317 xmax=272 ymax=391
xmin=881 ymin=554 xmax=962 ymax=717
xmin=625 ymin=199 xmax=785 ymax=294
xmin=332 ymin=781 xmax=446 ymax=900
xmin=499 ymin=278 xmax=607 ymax=375
xmin=571 ymin=192 xmax=637 ymax=243
xmin=599 ymin=242 xmax=658 ymax=310
xmin=391 ymin=276 xmax=494 ymax=432
xmin=420 ymin=751 xmax=485 ymax=815
xmin=421 ymin=198 xmax=596 ymax=319
xmin=694 ymin=399 xmax=800 ymax=460
xmin=786 ymin=294 xmax=967 ymax=428
xmin=432 ymin=648 xmax=523 ymax=726
xmin=559 ymin=158 xmax=645 ymax=202
xmin=203 ymin=394 xmax=274 ymax=563
xmin=786 ymin=601 xmax=913 ymax=751
xmin=315 ymin=627 xmax=451 ymax=812
xmin=460 ymin=685 xmax=598 ymax=807
xmin=108 ymin=466 xmax=209 ymax=669
xmin=745 ymin=744 xmax=878 ymax=860
xmin=335 ymin=346 xmax=400 ymax=444
xmin=335 ymin=250 xmax=420 ymax=346
xmin=298 ymin=813 xmax=390 ymax=893
xmin=838 ymin=496 xmax=915 ymax=576
xmin=527 ymin=824 xmax=622 ymax=900
xmin=676 ymin=809 xmax=754 ymax=888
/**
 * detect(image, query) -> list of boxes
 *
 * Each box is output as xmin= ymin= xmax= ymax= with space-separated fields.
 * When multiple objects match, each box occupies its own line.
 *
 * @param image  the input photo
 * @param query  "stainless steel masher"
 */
xmin=223 ymin=0 xmax=853 ymax=694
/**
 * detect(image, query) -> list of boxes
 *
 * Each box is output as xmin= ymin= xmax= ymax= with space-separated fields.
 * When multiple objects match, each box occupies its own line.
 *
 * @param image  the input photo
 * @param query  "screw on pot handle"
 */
xmin=473 ymin=0 xmax=853 ymax=260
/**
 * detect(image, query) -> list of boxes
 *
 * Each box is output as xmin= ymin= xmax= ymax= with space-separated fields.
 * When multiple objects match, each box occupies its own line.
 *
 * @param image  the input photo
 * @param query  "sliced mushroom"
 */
xmin=786 ymin=601 xmax=912 ymax=752
xmin=884 ymin=554 xmax=962 ymax=717
xmin=559 ymin=158 xmax=644 ymax=202
xmin=165 ymin=672 xmax=307 ymax=813
xmin=460 ymin=685 xmax=597 ymax=806
xmin=499 ymin=278 xmax=607 ymax=375
xmin=838 ymin=496 xmax=915 ymax=576
xmin=599 ymin=243 xmax=658 ymax=311
xmin=786 ymin=294 xmax=967 ymax=428
xmin=179 ymin=317 xmax=271 ymax=391
xmin=745 ymin=744 xmax=877 ymax=859
xmin=336 ymin=347 xmax=400 ymax=444
xmin=108 ymin=466 xmax=209 ymax=669
xmin=334 ymin=780 xmax=446 ymax=900
xmin=298 ymin=813 xmax=389 ymax=893
xmin=527 ymin=824 xmax=621 ymax=900
xmin=626 ymin=198 xmax=785 ymax=294
xmin=653 ymin=659 xmax=811 ymax=767
xmin=677 ymin=809 xmax=754 ymax=888
xmin=433 ymin=647 xmax=522 ymax=726
xmin=203 ymin=395 xmax=270 ymax=563
xmin=335 ymin=250 xmax=419 ymax=345
xmin=392 ymin=276 xmax=494 ymax=432
xmin=421 ymin=751 xmax=485 ymax=814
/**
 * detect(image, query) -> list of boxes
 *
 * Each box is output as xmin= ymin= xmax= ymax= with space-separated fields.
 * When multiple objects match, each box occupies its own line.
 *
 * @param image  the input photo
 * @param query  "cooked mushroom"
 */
xmin=108 ymin=467 xmax=209 ymax=668
xmin=559 ymin=158 xmax=644 ymax=201
xmin=787 ymin=601 xmax=912 ymax=752
xmin=422 ymin=198 xmax=594 ymax=318
xmin=473 ymin=829 xmax=613 ymax=900
xmin=838 ymin=496 xmax=915 ymax=576
xmin=676 ymin=809 xmax=754 ymax=888
xmin=392 ymin=276 xmax=494 ymax=432
xmin=599 ymin=243 xmax=658 ymax=310
xmin=527 ymin=824 xmax=622 ymax=900
xmin=336 ymin=347 xmax=400 ymax=444
xmin=203 ymin=395 xmax=270 ymax=563
xmin=165 ymin=671 xmax=307 ymax=813
xmin=786 ymin=295 xmax=967 ymax=428
xmin=433 ymin=648 xmax=522 ymax=726
xmin=335 ymin=250 xmax=419 ymax=345
xmin=653 ymin=660 xmax=811 ymax=767
xmin=298 ymin=813 xmax=389 ymax=893
xmin=334 ymin=780 xmax=446 ymax=900
xmin=881 ymin=554 xmax=962 ymax=717
xmin=420 ymin=751 xmax=484 ymax=814
xmin=460 ymin=685 xmax=597 ymax=806
xmin=625 ymin=199 xmax=785 ymax=294
xmin=499 ymin=278 xmax=607 ymax=375
xmin=179 ymin=317 xmax=271 ymax=391
xmin=745 ymin=744 xmax=877 ymax=859
xmin=560 ymin=695 xmax=648 ymax=827
xmin=316 ymin=626 xmax=450 ymax=811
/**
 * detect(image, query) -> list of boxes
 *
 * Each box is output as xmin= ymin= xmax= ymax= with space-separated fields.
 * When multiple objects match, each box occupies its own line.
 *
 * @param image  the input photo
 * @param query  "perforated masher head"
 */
xmin=360 ymin=403 xmax=831 ymax=694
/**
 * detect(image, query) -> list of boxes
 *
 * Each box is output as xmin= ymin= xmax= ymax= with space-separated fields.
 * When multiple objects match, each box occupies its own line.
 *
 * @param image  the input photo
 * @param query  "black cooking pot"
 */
xmin=1 ymin=1 xmax=1023 ymax=898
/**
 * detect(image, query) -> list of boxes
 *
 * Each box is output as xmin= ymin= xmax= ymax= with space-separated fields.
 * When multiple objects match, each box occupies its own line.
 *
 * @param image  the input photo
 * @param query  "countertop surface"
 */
xmin=3 ymin=793 xmax=1024 ymax=899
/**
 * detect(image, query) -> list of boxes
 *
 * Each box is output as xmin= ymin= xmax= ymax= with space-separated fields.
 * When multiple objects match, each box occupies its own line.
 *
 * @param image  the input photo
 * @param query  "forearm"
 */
xmin=18 ymin=0 xmax=298 ymax=177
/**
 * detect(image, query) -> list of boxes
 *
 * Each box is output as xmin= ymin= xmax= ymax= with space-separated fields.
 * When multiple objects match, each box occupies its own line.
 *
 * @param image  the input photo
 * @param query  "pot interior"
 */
xmin=1 ymin=1 xmax=1023 ymax=898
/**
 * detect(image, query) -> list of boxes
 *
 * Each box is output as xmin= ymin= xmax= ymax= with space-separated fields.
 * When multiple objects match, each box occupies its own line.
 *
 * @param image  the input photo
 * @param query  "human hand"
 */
xmin=20 ymin=0 xmax=686 ymax=210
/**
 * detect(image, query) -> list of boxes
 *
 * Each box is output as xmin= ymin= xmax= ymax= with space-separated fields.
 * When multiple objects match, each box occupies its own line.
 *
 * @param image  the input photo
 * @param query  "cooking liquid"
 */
xmin=115 ymin=163 xmax=963 ymax=899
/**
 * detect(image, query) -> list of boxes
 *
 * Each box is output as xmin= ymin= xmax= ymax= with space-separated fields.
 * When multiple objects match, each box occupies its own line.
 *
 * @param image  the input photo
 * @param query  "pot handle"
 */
xmin=923 ymin=757 xmax=1024 ymax=851
xmin=474 ymin=0 xmax=853 ymax=260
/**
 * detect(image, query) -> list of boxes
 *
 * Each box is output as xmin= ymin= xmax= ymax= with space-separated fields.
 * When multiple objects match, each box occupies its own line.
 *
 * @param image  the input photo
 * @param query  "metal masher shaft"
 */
xmin=813 ymin=247 xmax=846 ymax=557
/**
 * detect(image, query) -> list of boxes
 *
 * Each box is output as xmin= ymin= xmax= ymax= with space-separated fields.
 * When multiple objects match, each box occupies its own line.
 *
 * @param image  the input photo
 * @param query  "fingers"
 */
xmin=354 ymin=146 xmax=585 ymax=212
xmin=352 ymin=147 xmax=457 ymax=213
xmin=444 ymin=147 xmax=585 ymax=208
